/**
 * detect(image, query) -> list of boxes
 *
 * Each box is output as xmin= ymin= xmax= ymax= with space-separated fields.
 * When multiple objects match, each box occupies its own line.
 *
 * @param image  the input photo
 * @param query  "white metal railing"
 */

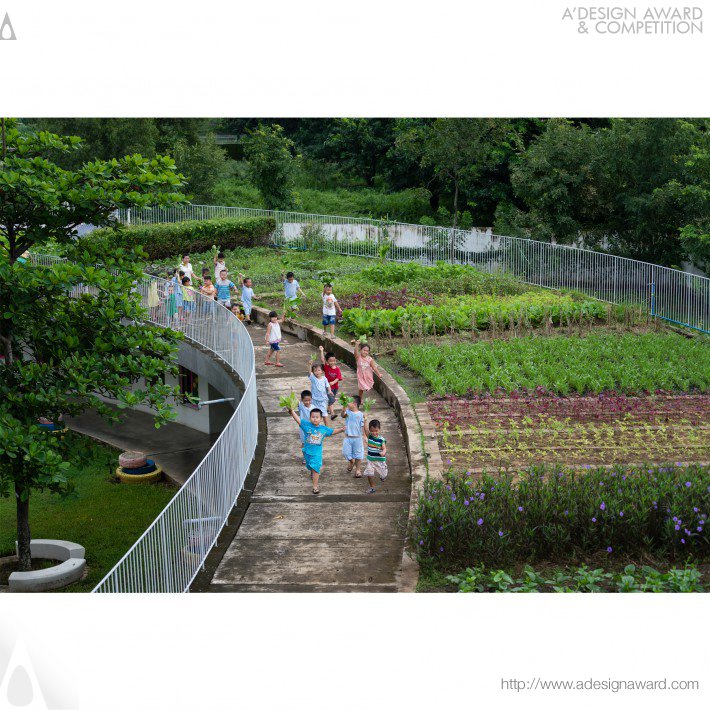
xmin=116 ymin=205 xmax=710 ymax=333
xmin=30 ymin=254 xmax=258 ymax=592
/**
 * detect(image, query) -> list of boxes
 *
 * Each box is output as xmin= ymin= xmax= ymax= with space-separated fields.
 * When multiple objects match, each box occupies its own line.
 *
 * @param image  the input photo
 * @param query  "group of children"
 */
xmin=286 ymin=342 xmax=386 ymax=496
xmin=161 ymin=251 xmax=254 ymax=325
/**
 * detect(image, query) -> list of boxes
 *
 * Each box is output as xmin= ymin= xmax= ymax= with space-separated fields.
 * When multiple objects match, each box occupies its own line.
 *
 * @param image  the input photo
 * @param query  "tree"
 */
xmin=31 ymin=118 xmax=227 ymax=202
xmin=172 ymin=133 xmax=227 ymax=203
xmin=0 ymin=119 xmax=187 ymax=571
xmin=396 ymin=118 xmax=514 ymax=229
xmin=501 ymin=118 xmax=710 ymax=265
xmin=242 ymin=124 xmax=296 ymax=210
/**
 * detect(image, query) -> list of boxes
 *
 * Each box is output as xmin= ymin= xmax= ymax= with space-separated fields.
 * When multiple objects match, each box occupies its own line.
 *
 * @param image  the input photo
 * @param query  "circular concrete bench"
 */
xmin=9 ymin=540 xmax=86 ymax=592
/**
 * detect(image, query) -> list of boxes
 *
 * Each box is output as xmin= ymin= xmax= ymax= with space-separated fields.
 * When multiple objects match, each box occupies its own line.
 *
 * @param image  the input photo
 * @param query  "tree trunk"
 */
xmin=16 ymin=485 xmax=32 ymax=571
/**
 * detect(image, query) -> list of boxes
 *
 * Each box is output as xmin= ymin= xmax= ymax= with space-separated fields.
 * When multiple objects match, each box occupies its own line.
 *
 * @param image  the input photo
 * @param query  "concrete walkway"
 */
xmin=210 ymin=325 xmax=410 ymax=592
xmin=67 ymin=406 xmax=216 ymax=485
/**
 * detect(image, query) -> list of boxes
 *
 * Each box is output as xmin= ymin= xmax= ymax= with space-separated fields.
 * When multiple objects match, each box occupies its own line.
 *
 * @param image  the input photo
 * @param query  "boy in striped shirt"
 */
xmin=364 ymin=419 xmax=387 ymax=493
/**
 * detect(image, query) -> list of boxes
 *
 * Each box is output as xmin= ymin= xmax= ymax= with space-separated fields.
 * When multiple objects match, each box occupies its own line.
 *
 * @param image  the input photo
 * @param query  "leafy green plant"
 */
xmin=338 ymin=393 xmax=353 ymax=407
xmin=279 ymin=392 xmax=300 ymax=410
xmin=361 ymin=398 xmax=375 ymax=413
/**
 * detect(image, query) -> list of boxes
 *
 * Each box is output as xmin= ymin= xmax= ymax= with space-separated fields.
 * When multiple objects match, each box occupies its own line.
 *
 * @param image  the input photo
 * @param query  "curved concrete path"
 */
xmin=210 ymin=326 xmax=410 ymax=592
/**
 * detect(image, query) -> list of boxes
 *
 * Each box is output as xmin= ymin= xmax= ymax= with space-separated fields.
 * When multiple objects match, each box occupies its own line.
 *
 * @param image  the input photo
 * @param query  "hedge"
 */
xmin=91 ymin=217 xmax=276 ymax=259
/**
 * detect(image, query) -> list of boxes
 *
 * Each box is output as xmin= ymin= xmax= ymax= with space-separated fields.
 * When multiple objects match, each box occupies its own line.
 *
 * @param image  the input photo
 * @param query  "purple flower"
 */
xmin=673 ymin=517 xmax=678 ymax=522
xmin=693 ymin=507 xmax=699 ymax=513
xmin=600 ymin=502 xmax=606 ymax=511
xmin=685 ymin=481 xmax=692 ymax=488
xmin=464 ymin=500 xmax=470 ymax=506
xmin=619 ymin=511 xmax=624 ymax=517
xmin=592 ymin=517 xmax=597 ymax=523
xmin=564 ymin=510 xmax=569 ymax=516
xmin=681 ymin=539 xmax=686 ymax=544
xmin=698 ymin=527 xmax=703 ymax=533
xmin=607 ymin=546 xmax=613 ymax=553
xmin=439 ymin=547 xmax=444 ymax=552
xmin=480 ymin=493 xmax=485 ymax=501
xmin=426 ymin=518 xmax=432 ymax=523
xmin=477 ymin=518 xmax=484 ymax=526
xmin=419 ymin=540 xmax=424 ymax=546
xmin=675 ymin=525 xmax=680 ymax=531
xmin=518 ymin=506 xmax=524 ymax=512
xmin=438 ymin=526 xmax=443 ymax=531
xmin=498 ymin=531 xmax=504 ymax=537
xmin=451 ymin=495 xmax=456 ymax=502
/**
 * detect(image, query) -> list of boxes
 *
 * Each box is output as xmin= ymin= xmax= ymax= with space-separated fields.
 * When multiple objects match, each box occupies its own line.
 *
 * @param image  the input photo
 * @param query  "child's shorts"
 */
xmin=322 ymin=314 xmax=336 ymax=326
xmin=183 ymin=301 xmax=195 ymax=312
xmin=342 ymin=436 xmax=364 ymax=461
xmin=269 ymin=342 xmax=281 ymax=351
xmin=327 ymin=391 xmax=336 ymax=406
xmin=304 ymin=452 xmax=323 ymax=473
xmin=243 ymin=303 xmax=252 ymax=315
xmin=364 ymin=459 xmax=388 ymax=480
xmin=217 ymin=298 xmax=231 ymax=308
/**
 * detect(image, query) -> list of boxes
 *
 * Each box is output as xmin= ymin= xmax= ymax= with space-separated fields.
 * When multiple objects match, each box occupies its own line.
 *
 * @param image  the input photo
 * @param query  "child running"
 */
xmin=319 ymin=345 xmax=343 ymax=420
xmin=297 ymin=390 xmax=314 ymax=461
xmin=308 ymin=361 xmax=332 ymax=417
xmin=215 ymin=268 xmax=236 ymax=308
xmin=238 ymin=272 xmax=255 ymax=325
xmin=352 ymin=339 xmax=381 ymax=399
xmin=287 ymin=406 xmax=344 ymax=494
xmin=364 ymin=419 xmax=388 ymax=493
xmin=341 ymin=395 xmax=366 ymax=479
xmin=321 ymin=283 xmax=342 ymax=337
xmin=264 ymin=310 xmax=285 ymax=367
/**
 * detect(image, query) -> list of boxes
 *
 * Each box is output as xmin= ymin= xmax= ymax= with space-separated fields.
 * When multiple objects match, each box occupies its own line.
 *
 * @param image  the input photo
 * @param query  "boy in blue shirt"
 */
xmin=340 ymin=395 xmax=366 ymax=479
xmin=288 ymin=406 xmax=344 ymax=494
xmin=238 ymin=272 xmax=257 ymax=325
xmin=215 ymin=268 xmax=236 ymax=308
xmin=282 ymin=270 xmax=305 ymax=304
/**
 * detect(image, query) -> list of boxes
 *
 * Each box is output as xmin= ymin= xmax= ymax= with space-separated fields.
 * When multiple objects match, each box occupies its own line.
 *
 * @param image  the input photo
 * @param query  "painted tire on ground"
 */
xmin=115 ymin=465 xmax=163 ymax=484
xmin=120 ymin=459 xmax=157 ymax=476
xmin=118 ymin=451 xmax=148 ymax=468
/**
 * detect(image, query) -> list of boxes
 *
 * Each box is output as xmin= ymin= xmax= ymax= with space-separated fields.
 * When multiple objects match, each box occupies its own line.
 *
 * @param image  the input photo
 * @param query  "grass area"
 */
xmin=0 ymin=433 xmax=176 ymax=592
xmin=213 ymin=168 xmax=434 ymax=224
xmin=398 ymin=333 xmax=710 ymax=396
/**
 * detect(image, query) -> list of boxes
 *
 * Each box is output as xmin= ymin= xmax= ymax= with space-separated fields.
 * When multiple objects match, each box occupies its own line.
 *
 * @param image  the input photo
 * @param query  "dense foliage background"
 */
xmin=24 ymin=117 xmax=709 ymax=268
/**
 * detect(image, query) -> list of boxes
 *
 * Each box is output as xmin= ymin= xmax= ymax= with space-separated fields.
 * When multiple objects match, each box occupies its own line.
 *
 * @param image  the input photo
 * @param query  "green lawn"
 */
xmin=0 ymin=433 xmax=176 ymax=592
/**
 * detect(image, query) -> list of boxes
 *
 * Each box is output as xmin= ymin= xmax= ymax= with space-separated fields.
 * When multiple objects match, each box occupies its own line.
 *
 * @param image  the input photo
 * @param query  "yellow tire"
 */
xmin=115 ymin=465 xmax=163 ymax=484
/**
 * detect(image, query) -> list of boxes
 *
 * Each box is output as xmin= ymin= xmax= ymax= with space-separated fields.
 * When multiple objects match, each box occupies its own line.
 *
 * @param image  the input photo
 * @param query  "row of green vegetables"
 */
xmin=340 ymin=292 xmax=610 ymax=337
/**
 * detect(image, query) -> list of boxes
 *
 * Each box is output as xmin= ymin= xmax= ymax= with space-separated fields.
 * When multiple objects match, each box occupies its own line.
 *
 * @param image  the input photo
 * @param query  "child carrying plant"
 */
xmin=264 ymin=310 xmax=285 ymax=367
xmin=282 ymin=270 xmax=305 ymax=304
xmin=215 ymin=268 xmax=236 ymax=308
xmin=364 ymin=419 xmax=387 ymax=494
xmin=297 ymin=390 xmax=314 ymax=461
xmin=308 ymin=361 xmax=333 ymax=417
xmin=200 ymin=275 xmax=217 ymax=313
xmin=319 ymin=345 xmax=343 ymax=421
xmin=179 ymin=253 xmax=194 ymax=282
xmin=341 ymin=395 xmax=366 ymax=479
xmin=321 ymin=283 xmax=342 ymax=338
xmin=238 ymin=273 xmax=256 ymax=325
xmin=287 ymin=406 xmax=344 ymax=495
xmin=352 ymin=339 xmax=381 ymax=399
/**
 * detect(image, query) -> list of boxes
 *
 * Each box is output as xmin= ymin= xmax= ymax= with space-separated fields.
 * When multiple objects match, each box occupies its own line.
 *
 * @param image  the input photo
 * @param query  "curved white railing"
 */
xmin=30 ymin=255 xmax=258 ymax=593
xmin=117 ymin=205 xmax=710 ymax=333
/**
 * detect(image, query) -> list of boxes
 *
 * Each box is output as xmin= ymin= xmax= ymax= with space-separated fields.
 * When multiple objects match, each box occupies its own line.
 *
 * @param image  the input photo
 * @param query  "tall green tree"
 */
xmin=0 ymin=119 xmax=187 ymax=571
xmin=242 ymin=124 xmax=296 ymax=210
xmin=500 ymin=118 xmax=710 ymax=266
xmin=396 ymin=118 xmax=515 ymax=229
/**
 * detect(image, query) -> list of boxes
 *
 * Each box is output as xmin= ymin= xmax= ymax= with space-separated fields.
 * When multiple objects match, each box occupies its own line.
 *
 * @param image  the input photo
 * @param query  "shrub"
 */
xmin=412 ymin=464 xmax=710 ymax=569
xmin=90 ymin=217 xmax=275 ymax=259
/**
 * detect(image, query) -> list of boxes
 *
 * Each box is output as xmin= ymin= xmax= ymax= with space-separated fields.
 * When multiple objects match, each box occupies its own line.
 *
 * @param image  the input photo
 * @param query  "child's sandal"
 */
xmin=312 ymin=487 xmax=320 ymax=495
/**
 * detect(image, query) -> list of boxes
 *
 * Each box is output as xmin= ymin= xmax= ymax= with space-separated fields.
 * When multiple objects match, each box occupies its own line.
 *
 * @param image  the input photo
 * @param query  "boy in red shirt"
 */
xmin=319 ymin=345 xmax=343 ymax=421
